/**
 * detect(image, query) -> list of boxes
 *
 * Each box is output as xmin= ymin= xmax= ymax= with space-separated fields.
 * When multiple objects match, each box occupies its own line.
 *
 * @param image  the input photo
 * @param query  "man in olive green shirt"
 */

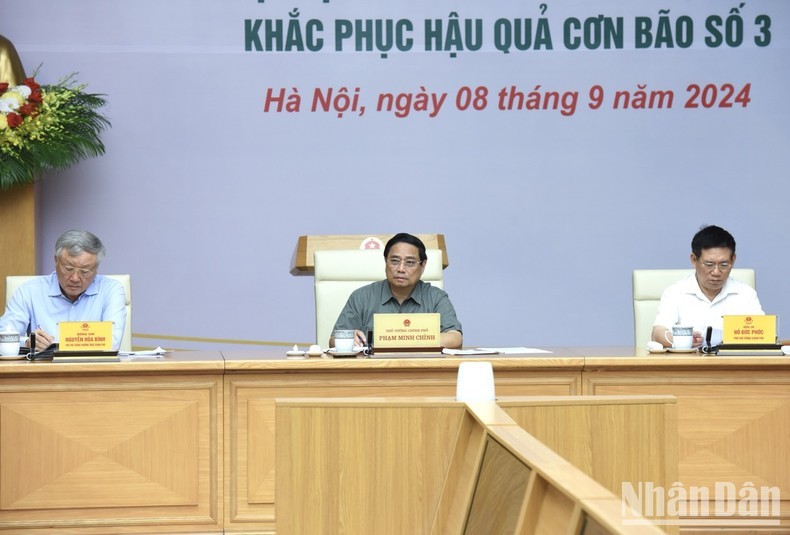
xmin=331 ymin=233 xmax=462 ymax=349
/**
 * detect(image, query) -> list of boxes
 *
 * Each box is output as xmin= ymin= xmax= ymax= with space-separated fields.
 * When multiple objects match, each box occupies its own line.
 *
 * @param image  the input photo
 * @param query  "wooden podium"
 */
xmin=276 ymin=397 xmax=675 ymax=534
xmin=0 ymin=185 xmax=37 ymax=307
xmin=291 ymin=233 xmax=449 ymax=275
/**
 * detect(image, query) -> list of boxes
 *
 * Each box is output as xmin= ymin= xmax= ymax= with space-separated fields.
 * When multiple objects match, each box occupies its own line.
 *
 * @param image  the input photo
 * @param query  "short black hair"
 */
xmin=691 ymin=225 xmax=736 ymax=258
xmin=383 ymin=233 xmax=427 ymax=262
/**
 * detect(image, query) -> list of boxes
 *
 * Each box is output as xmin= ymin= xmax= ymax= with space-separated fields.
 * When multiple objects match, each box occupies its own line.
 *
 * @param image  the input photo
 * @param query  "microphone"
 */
xmin=26 ymin=332 xmax=36 ymax=361
xmin=702 ymin=326 xmax=713 ymax=353
xmin=365 ymin=329 xmax=374 ymax=356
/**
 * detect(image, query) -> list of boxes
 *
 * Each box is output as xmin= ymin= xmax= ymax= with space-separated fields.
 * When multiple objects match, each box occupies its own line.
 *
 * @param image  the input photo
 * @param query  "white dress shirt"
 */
xmin=653 ymin=274 xmax=764 ymax=343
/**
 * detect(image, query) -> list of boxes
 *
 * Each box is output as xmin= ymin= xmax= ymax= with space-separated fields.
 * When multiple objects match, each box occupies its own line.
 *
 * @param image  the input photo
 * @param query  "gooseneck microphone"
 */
xmin=26 ymin=332 xmax=36 ymax=361
xmin=702 ymin=326 xmax=713 ymax=354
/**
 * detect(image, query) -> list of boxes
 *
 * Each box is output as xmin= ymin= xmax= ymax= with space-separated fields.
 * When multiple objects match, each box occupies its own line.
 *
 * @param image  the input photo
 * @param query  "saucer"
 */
xmin=326 ymin=349 xmax=359 ymax=358
xmin=306 ymin=345 xmax=324 ymax=358
xmin=286 ymin=350 xmax=307 ymax=360
xmin=0 ymin=354 xmax=25 ymax=360
xmin=667 ymin=348 xmax=697 ymax=353
xmin=647 ymin=348 xmax=667 ymax=354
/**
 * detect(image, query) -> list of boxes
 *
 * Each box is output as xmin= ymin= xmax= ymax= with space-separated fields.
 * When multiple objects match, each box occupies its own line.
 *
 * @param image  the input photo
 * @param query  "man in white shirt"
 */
xmin=652 ymin=225 xmax=763 ymax=348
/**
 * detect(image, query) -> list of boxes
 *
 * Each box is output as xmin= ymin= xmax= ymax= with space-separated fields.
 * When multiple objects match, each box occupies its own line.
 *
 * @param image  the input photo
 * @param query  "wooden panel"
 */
xmin=225 ymin=368 xmax=579 ymax=532
xmin=500 ymin=396 xmax=678 ymax=505
xmin=0 ymin=375 xmax=222 ymax=533
xmin=533 ymin=482 xmax=577 ymax=535
xmin=584 ymin=369 xmax=790 ymax=531
xmin=276 ymin=400 xmax=668 ymax=535
xmin=1 ymin=400 xmax=199 ymax=509
xmin=292 ymin=233 xmax=448 ymax=273
xmin=486 ymin=413 xmax=670 ymax=535
xmin=276 ymin=401 xmax=463 ymax=534
xmin=431 ymin=410 xmax=488 ymax=535
xmin=0 ymin=183 xmax=36 ymax=308
xmin=465 ymin=436 xmax=531 ymax=534
xmin=582 ymin=514 xmax=612 ymax=535
xmin=582 ymin=498 xmax=674 ymax=535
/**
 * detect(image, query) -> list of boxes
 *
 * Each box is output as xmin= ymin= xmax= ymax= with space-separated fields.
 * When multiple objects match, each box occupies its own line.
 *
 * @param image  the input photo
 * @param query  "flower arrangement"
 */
xmin=0 ymin=73 xmax=110 ymax=190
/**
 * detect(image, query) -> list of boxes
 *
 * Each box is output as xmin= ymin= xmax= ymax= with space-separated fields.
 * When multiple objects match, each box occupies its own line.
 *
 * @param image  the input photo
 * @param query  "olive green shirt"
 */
xmin=333 ymin=280 xmax=462 ymax=335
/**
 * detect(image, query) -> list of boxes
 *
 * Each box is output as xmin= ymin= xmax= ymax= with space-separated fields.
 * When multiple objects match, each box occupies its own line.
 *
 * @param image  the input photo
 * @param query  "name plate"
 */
xmin=59 ymin=321 xmax=113 ymax=351
xmin=722 ymin=315 xmax=777 ymax=345
xmin=373 ymin=313 xmax=441 ymax=352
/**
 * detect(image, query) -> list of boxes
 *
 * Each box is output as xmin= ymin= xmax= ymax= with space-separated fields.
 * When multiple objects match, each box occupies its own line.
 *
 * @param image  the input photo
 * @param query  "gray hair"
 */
xmin=54 ymin=230 xmax=106 ymax=265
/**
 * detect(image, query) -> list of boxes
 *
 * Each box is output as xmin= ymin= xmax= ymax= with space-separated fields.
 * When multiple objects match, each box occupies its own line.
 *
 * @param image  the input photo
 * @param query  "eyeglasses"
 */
xmin=387 ymin=257 xmax=423 ymax=269
xmin=700 ymin=261 xmax=732 ymax=272
xmin=57 ymin=262 xmax=96 ymax=279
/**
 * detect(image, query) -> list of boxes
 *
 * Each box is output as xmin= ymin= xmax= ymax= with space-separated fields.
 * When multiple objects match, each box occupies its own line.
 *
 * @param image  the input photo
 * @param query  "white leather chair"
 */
xmin=314 ymin=249 xmax=444 ymax=347
xmin=632 ymin=268 xmax=755 ymax=348
xmin=5 ymin=274 xmax=133 ymax=352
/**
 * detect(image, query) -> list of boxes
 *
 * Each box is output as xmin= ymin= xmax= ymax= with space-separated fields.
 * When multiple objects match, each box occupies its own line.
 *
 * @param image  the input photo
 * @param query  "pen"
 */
xmin=35 ymin=325 xmax=53 ymax=346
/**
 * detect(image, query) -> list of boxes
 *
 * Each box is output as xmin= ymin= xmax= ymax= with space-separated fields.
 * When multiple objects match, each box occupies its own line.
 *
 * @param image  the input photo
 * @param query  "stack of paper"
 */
xmin=118 ymin=346 xmax=169 ymax=360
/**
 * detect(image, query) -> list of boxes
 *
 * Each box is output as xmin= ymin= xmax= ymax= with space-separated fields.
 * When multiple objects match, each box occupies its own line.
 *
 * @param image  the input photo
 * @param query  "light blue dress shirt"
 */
xmin=0 ymin=273 xmax=126 ymax=350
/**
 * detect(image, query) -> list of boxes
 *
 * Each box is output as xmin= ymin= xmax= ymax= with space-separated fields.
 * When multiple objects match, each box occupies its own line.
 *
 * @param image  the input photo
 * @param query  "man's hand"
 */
xmin=692 ymin=330 xmax=704 ymax=348
xmin=355 ymin=330 xmax=367 ymax=346
xmin=32 ymin=327 xmax=54 ymax=351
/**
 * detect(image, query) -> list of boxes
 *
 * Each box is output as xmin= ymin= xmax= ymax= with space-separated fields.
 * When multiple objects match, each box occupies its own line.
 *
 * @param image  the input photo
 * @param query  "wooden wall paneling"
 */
xmin=0 ymin=374 xmax=223 ymax=533
xmin=224 ymin=366 xmax=580 ymax=531
xmin=583 ymin=368 xmax=790 ymax=531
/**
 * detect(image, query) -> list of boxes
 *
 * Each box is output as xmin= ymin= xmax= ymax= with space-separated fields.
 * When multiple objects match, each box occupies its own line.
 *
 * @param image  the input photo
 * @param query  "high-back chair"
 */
xmin=5 ymin=274 xmax=133 ymax=352
xmin=314 ymin=249 xmax=444 ymax=347
xmin=632 ymin=268 xmax=755 ymax=348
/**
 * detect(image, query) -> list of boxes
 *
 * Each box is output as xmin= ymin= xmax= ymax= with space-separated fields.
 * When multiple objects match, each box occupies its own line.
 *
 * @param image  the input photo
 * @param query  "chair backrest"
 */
xmin=5 ymin=274 xmax=133 ymax=352
xmin=632 ymin=268 xmax=755 ymax=348
xmin=314 ymin=249 xmax=444 ymax=346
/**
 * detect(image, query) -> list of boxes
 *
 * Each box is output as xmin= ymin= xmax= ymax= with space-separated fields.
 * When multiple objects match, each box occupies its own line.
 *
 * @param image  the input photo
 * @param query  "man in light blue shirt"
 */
xmin=0 ymin=230 xmax=126 ymax=351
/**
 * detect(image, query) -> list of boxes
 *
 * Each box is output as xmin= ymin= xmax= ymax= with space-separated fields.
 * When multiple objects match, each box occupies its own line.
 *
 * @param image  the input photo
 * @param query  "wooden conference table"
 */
xmin=0 ymin=347 xmax=788 ymax=534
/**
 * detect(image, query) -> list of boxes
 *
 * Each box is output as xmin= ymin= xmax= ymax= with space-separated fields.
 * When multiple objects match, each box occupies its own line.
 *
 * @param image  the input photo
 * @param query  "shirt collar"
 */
xmin=46 ymin=272 xmax=99 ymax=300
xmin=381 ymin=280 xmax=425 ymax=305
xmin=683 ymin=273 xmax=737 ymax=302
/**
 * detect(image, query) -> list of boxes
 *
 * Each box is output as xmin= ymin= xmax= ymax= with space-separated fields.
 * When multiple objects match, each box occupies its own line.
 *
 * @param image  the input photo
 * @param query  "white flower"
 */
xmin=0 ymin=97 xmax=20 ymax=113
xmin=11 ymin=85 xmax=32 ymax=98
